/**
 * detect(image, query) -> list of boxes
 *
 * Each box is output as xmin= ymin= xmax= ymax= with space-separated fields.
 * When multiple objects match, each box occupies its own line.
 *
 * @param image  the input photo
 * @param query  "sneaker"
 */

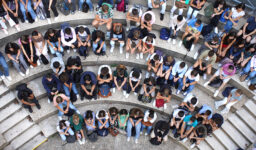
xmin=25 ymin=20 xmax=29 ymax=23
xmin=110 ymin=46 xmax=114 ymax=53
xmin=214 ymin=90 xmax=219 ymax=97
xmin=203 ymin=74 xmax=207 ymax=80
xmin=125 ymin=53 xmax=129 ymax=59
xmin=182 ymin=138 xmax=187 ymax=143
xmin=15 ymin=25 xmax=20 ymax=31
xmin=67 ymin=50 xmax=70 ymax=53
xmin=54 ymin=16 xmax=59 ymax=21
xmin=34 ymin=17 xmax=38 ymax=22
xmin=126 ymin=27 xmax=129 ymax=32
xmin=247 ymin=80 xmax=251 ymax=86
xmin=136 ymin=54 xmax=139 ymax=59
xmin=19 ymin=72 xmax=25 ymax=77
xmin=71 ymin=11 xmax=75 ymax=15
xmin=78 ymin=139 xmax=83 ymax=145
xmin=134 ymin=92 xmax=137 ymax=96
xmin=25 ymin=69 xmax=29 ymax=75
xmin=176 ymin=90 xmax=181 ymax=95
xmin=204 ymin=81 xmax=209 ymax=87
xmin=48 ymin=99 xmax=51 ymax=104
xmin=123 ymin=91 xmax=127 ymax=96
xmin=190 ymin=44 xmax=195 ymax=51
xmin=145 ymin=132 xmax=148 ymax=136
xmin=76 ymin=94 xmax=80 ymax=99
xmin=168 ymin=38 xmax=171 ymax=43
xmin=36 ymin=104 xmax=41 ymax=109
xmin=30 ymin=65 xmax=34 ymax=69
xmin=140 ymin=132 xmax=143 ymax=135
xmin=112 ymin=88 xmax=116 ymax=93
xmin=214 ymin=27 xmax=218 ymax=34
xmin=135 ymin=139 xmax=138 ymax=144
xmin=47 ymin=18 xmax=51 ymax=24
xmin=6 ymin=76 xmax=12 ymax=81
xmin=179 ymin=41 xmax=182 ymax=47
xmin=119 ymin=47 xmax=123 ymax=54
xmin=172 ymin=39 xmax=176 ymax=45
xmin=140 ymin=53 xmax=143 ymax=59
xmin=193 ymin=51 xmax=199 ymax=60
xmin=2 ymin=29 xmax=8 ymax=35
xmin=73 ymin=49 xmax=77 ymax=53
xmin=82 ymin=138 xmax=85 ymax=144
xmin=190 ymin=143 xmax=196 ymax=149
xmin=1 ymin=75 xmax=5 ymax=80
xmin=28 ymin=107 xmax=33 ymax=113
xmin=125 ymin=93 xmax=129 ymax=98
xmin=58 ymin=116 xmax=62 ymax=120
xmin=183 ymin=92 xmax=187 ymax=96
xmin=160 ymin=13 xmax=164 ymax=21
xmin=37 ymin=60 xmax=41 ymax=66
xmin=147 ymin=8 xmax=152 ymax=11
xmin=127 ymin=137 xmax=130 ymax=142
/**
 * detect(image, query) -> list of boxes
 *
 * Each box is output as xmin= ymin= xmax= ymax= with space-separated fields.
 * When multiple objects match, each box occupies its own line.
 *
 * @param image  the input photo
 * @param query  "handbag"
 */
xmin=175 ymin=1 xmax=188 ymax=9
xmin=108 ymin=127 xmax=119 ymax=137
xmin=239 ymin=74 xmax=248 ymax=82
xmin=142 ymin=121 xmax=153 ymax=127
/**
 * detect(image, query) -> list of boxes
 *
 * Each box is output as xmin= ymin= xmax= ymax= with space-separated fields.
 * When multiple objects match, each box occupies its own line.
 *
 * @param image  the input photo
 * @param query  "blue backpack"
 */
xmin=160 ymin=28 xmax=170 ymax=40
xmin=61 ymin=22 xmax=70 ymax=30
xmin=99 ymin=83 xmax=112 ymax=98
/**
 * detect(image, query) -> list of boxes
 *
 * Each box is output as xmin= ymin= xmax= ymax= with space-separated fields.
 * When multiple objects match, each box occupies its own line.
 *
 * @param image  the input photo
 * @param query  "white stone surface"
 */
xmin=0 ymin=103 xmax=21 ymax=122
xmin=204 ymin=135 xmax=226 ymax=150
xmin=236 ymin=108 xmax=256 ymax=133
xmin=19 ymin=134 xmax=46 ymax=150
xmin=244 ymin=100 xmax=256 ymax=117
xmin=0 ymin=92 xmax=16 ymax=109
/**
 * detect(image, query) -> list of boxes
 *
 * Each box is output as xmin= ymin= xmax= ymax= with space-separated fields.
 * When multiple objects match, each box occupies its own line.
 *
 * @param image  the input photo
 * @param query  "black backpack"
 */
xmin=66 ymin=134 xmax=76 ymax=143
xmin=82 ymin=2 xmax=89 ymax=13
xmin=87 ymin=130 xmax=98 ymax=142
xmin=150 ymin=137 xmax=162 ymax=145
xmin=209 ymin=77 xmax=223 ymax=88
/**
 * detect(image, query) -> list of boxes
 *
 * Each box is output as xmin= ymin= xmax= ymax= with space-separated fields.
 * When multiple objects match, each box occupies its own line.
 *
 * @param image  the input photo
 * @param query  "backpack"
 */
xmin=222 ymin=87 xmax=235 ymax=97
xmin=97 ymin=128 xmax=109 ymax=136
xmin=57 ymin=0 xmax=70 ymax=16
xmin=150 ymin=137 xmax=162 ymax=145
xmin=98 ymin=83 xmax=112 ymax=98
xmin=61 ymin=22 xmax=70 ymax=30
xmin=70 ymin=90 xmax=77 ymax=103
xmin=201 ymin=24 xmax=214 ymax=37
xmin=87 ymin=130 xmax=98 ymax=142
xmin=160 ymin=28 xmax=170 ymax=40
xmin=209 ymin=77 xmax=223 ymax=88
xmin=66 ymin=135 xmax=76 ymax=143
xmin=117 ymin=0 xmax=125 ymax=12
xmin=204 ymin=3 xmax=214 ymax=18
xmin=82 ymin=2 xmax=89 ymax=13
xmin=63 ymin=107 xmax=75 ymax=117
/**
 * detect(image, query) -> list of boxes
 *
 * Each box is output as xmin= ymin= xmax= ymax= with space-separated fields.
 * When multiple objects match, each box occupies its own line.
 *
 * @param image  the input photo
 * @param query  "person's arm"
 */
xmin=19 ymin=42 xmax=30 ymax=61
xmin=69 ymin=28 xmax=77 ymax=45
xmin=56 ymin=105 xmax=65 ymax=113
xmin=134 ymin=79 xmax=141 ymax=89
xmin=48 ymin=0 xmax=53 ymax=9
xmin=65 ymin=99 xmax=70 ymax=112
xmin=16 ymin=49 xmax=21 ymax=59
xmin=2 ymin=0 xmax=14 ymax=14
xmin=185 ymin=126 xmax=194 ymax=136
xmin=120 ymin=77 xmax=127 ymax=88
xmin=189 ymin=0 xmax=197 ymax=8
xmin=135 ymin=118 xmax=142 ymax=126
xmin=34 ymin=0 xmax=42 ymax=10
xmin=224 ymin=39 xmax=236 ymax=53
xmin=64 ymin=125 xmax=71 ymax=134
xmin=129 ymin=117 xmax=134 ymax=126
xmin=242 ymin=23 xmax=248 ymax=35
xmin=20 ymin=99 xmax=34 ymax=106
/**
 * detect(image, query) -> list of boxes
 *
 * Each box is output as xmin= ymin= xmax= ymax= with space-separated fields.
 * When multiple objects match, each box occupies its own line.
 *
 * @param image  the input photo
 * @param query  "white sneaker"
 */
xmin=145 ymin=132 xmax=148 ymax=136
xmin=172 ymin=39 xmax=176 ymax=45
xmin=110 ymin=46 xmax=114 ymax=53
xmin=190 ymin=44 xmax=195 ymax=51
xmin=182 ymin=138 xmax=187 ymax=143
xmin=34 ymin=17 xmax=38 ymax=22
xmin=1 ymin=75 xmax=5 ymax=80
xmin=176 ymin=90 xmax=181 ymax=95
xmin=203 ymin=74 xmax=207 ymax=80
xmin=183 ymin=92 xmax=187 ymax=96
xmin=30 ymin=65 xmax=34 ymax=69
xmin=73 ymin=49 xmax=77 ymax=52
xmin=58 ymin=116 xmax=62 ymax=120
xmin=214 ymin=102 xmax=219 ymax=109
xmin=37 ymin=60 xmax=41 ymax=66
xmin=48 ymin=99 xmax=51 ymax=103
xmin=193 ymin=51 xmax=199 ymax=60
xmin=19 ymin=72 xmax=25 ymax=77
xmin=78 ymin=139 xmax=83 ymax=145
xmin=47 ymin=18 xmax=52 ymax=24
xmin=25 ymin=20 xmax=29 ymax=23
xmin=112 ymin=88 xmax=116 ymax=93
xmin=2 ymin=29 xmax=8 ymax=35
xmin=6 ymin=76 xmax=12 ymax=81
xmin=190 ymin=143 xmax=196 ymax=149
xmin=125 ymin=93 xmax=129 ymax=98
xmin=214 ymin=90 xmax=219 ymax=97
xmin=204 ymin=81 xmax=209 ymax=87
xmin=247 ymin=80 xmax=251 ymax=86
xmin=67 ymin=50 xmax=70 ymax=53
xmin=126 ymin=27 xmax=129 ymax=32
xmin=140 ymin=53 xmax=143 ymax=59
xmin=15 ymin=25 xmax=20 ymax=31
xmin=125 ymin=53 xmax=129 ymax=59
xmin=82 ymin=138 xmax=85 ymax=144
xmin=127 ymin=137 xmax=130 ymax=142
xmin=25 ymin=69 xmax=29 ymax=75
xmin=136 ymin=54 xmax=139 ymax=59
xmin=140 ymin=132 xmax=142 ymax=135
xmin=76 ymin=94 xmax=80 ymax=99
xmin=179 ymin=41 xmax=182 ymax=47
xmin=123 ymin=91 xmax=127 ymax=96
xmin=134 ymin=92 xmax=137 ymax=96
xmin=167 ymin=38 xmax=171 ymax=43
xmin=214 ymin=27 xmax=218 ymax=34
xmin=119 ymin=47 xmax=123 ymax=54
xmin=135 ymin=139 xmax=138 ymax=144
xmin=54 ymin=16 xmax=59 ymax=21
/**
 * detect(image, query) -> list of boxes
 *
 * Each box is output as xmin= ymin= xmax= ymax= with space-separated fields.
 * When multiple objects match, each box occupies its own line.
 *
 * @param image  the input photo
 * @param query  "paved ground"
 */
xmin=38 ymin=133 xmax=186 ymax=150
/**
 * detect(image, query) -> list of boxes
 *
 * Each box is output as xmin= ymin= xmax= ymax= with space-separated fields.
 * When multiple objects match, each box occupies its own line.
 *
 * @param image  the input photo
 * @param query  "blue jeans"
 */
xmin=0 ymin=55 xmax=9 ymax=76
xmin=242 ymin=60 xmax=256 ymax=80
xmin=98 ymin=119 xmax=109 ymax=128
xmin=127 ymin=119 xmax=141 ymax=139
xmin=98 ymin=0 xmax=114 ymax=7
xmin=49 ymin=42 xmax=63 ymax=58
xmin=169 ymin=28 xmax=179 ymax=39
xmin=11 ymin=54 xmax=29 ymax=73
xmin=141 ymin=124 xmax=152 ymax=135
xmin=186 ymin=6 xmax=200 ymax=20
xmin=169 ymin=74 xmax=182 ymax=86
xmin=224 ymin=20 xmax=238 ymax=33
xmin=19 ymin=0 xmax=37 ymax=21
xmin=92 ymin=41 xmax=106 ymax=52
xmin=148 ymin=0 xmax=166 ymax=14
xmin=162 ymin=65 xmax=170 ymax=72
xmin=178 ymin=78 xmax=195 ymax=93
xmin=63 ymin=83 xmax=78 ymax=97
xmin=59 ymin=127 xmax=74 ymax=141
xmin=58 ymin=101 xmax=78 ymax=116
xmin=64 ymin=0 xmax=76 ymax=12
xmin=79 ymin=0 xmax=93 ymax=11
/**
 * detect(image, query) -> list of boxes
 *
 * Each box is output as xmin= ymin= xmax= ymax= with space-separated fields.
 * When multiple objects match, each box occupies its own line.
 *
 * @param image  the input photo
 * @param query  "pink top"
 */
xmin=222 ymin=63 xmax=236 ymax=76
xmin=141 ymin=11 xmax=156 ymax=25
xmin=18 ymin=37 xmax=32 ymax=45
xmin=53 ymin=94 xmax=69 ymax=106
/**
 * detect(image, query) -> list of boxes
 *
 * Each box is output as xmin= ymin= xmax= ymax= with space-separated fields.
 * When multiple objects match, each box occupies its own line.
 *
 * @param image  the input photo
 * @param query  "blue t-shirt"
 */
xmin=188 ymin=19 xmax=203 ymax=33
xmin=246 ymin=16 xmax=256 ymax=32
xmin=184 ymin=115 xmax=198 ymax=127
xmin=80 ymin=71 xmax=97 ymax=85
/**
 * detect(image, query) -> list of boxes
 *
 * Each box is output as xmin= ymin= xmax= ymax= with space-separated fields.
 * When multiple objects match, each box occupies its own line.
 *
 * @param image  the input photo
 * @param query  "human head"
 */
xmin=235 ymin=3 xmax=245 ymax=11
xmin=96 ymin=31 xmax=104 ymax=38
xmin=101 ymin=67 xmax=109 ymax=76
xmin=235 ymin=89 xmax=242 ymax=96
xmin=177 ymin=15 xmax=183 ymax=22
xmin=191 ymin=97 xmax=198 ymax=105
xmin=64 ymin=27 xmax=71 ymax=35
xmin=197 ymin=126 xmax=206 ymax=134
xmin=20 ymin=35 xmax=29 ymax=44
xmin=212 ymin=36 xmax=219 ymax=44
xmin=205 ymin=110 xmax=211 ymax=116
xmin=109 ymin=107 xmax=118 ymax=116
xmin=148 ymin=110 xmax=155 ymax=118
xmin=78 ymin=26 xmax=85 ymax=34
xmin=114 ymin=24 xmax=122 ymax=34
xmin=45 ymin=73 xmax=53 ymax=81
xmin=146 ymin=36 xmax=153 ymax=43
xmin=47 ymin=28 xmax=55 ymax=37
xmin=148 ymin=76 xmax=155 ymax=85
xmin=132 ymin=8 xmax=139 ymax=16
xmin=178 ymin=111 xmax=185 ymax=118
xmin=208 ymin=50 xmax=215 ymax=57
xmin=72 ymin=114 xmax=80 ymax=124
xmin=191 ymin=70 xmax=198 ymax=78
xmin=190 ymin=116 xmax=196 ymax=123
xmin=153 ymin=54 xmax=160 ymax=61
xmin=85 ymin=110 xmax=93 ymax=120
xmin=228 ymin=32 xmax=236 ymax=39
xmin=179 ymin=62 xmax=186 ymax=69
xmin=133 ymin=30 xmax=141 ymax=39
xmin=84 ymin=74 xmax=92 ymax=84
xmin=59 ymin=72 xmax=69 ymax=83
xmin=195 ymin=19 xmax=202 ymax=27
xmin=144 ymin=13 xmax=152 ymax=22
xmin=119 ymin=109 xmax=128 ymax=115
xmin=98 ymin=110 xmax=106 ymax=118
xmin=56 ymin=96 xmax=63 ymax=104
xmin=160 ymin=121 xmax=169 ymax=131
xmin=166 ymin=56 xmax=174 ymax=64
xmin=20 ymin=90 xmax=29 ymax=98
xmin=59 ymin=120 xmax=67 ymax=129
xmin=132 ymin=70 xmax=140 ymax=79
xmin=227 ymin=65 xmax=235 ymax=73
xmin=68 ymin=58 xmax=77 ymax=66
xmin=32 ymin=30 xmax=39 ymax=37
xmin=102 ymin=4 xmax=109 ymax=13
xmin=53 ymin=61 xmax=60 ymax=69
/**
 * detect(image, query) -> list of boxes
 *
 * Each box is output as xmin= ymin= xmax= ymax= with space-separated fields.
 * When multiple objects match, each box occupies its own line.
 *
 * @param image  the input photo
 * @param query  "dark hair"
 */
xmin=64 ymin=28 xmax=71 ymax=35
xmin=180 ymin=62 xmax=186 ymax=68
xmin=148 ymin=110 xmax=155 ymax=118
xmin=197 ymin=126 xmax=206 ymax=134
xmin=109 ymin=107 xmax=118 ymax=116
xmin=84 ymin=74 xmax=91 ymax=82
xmin=32 ymin=31 xmax=39 ymax=36
xmin=178 ymin=111 xmax=185 ymax=117
xmin=190 ymin=116 xmax=196 ymax=122
xmin=213 ymin=36 xmax=219 ymax=42
xmin=195 ymin=19 xmax=202 ymax=25
xmin=102 ymin=4 xmax=109 ymax=12
xmin=101 ymin=67 xmax=109 ymax=75
xmin=85 ymin=110 xmax=93 ymax=119
xmin=227 ymin=31 xmax=236 ymax=38
xmin=177 ymin=15 xmax=183 ymax=21
xmin=59 ymin=72 xmax=69 ymax=83
xmin=56 ymin=96 xmax=63 ymax=103
xmin=20 ymin=90 xmax=29 ymax=98
xmin=78 ymin=26 xmax=85 ymax=33
xmin=160 ymin=121 xmax=169 ymax=131
xmin=191 ymin=97 xmax=197 ymax=105
xmin=191 ymin=70 xmax=198 ymax=76
xmin=236 ymin=89 xmax=242 ymax=95
xmin=144 ymin=13 xmax=152 ymax=21
xmin=53 ymin=61 xmax=60 ymax=69
xmin=228 ymin=65 xmax=234 ymax=70
xmin=96 ymin=30 xmax=104 ymax=38
xmin=68 ymin=58 xmax=76 ymax=66
xmin=20 ymin=35 xmax=30 ymax=43
xmin=59 ymin=120 xmax=67 ymax=129
xmin=133 ymin=30 xmax=141 ymax=39
xmin=208 ymin=50 xmax=215 ymax=57
xmin=235 ymin=3 xmax=245 ymax=10
xmin=213 ymin=118 xmax=222 ymax=125
xmin=205 ymin=110 xmax=211 ymax=116
xmin=132 ymin=8 xmax=139 ymax=16
xmin=45 ymin=73 xmax=53 ymax=79
xmin=148 ymin=76 xmax=156 ymax=85
xmin=98 ymin=110 xmax=106 ymax=118
xmin=119 ymin=109 xmax=128 ymax=115
xmin=132 ymin=70 xmax=140 ymax=78
xmin=153 ymin=54 xmax=160 ymax=61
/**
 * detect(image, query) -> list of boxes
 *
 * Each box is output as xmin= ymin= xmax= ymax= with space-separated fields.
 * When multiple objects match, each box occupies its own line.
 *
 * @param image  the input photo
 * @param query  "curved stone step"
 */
xmin=0 ymin=92 xmax=16 ymax=110
xmin=0 ymin=103 xmax=22 ymax=123
xmin=244 ymin=100 xmax=256 ymax=117
xmin=236 ymin=108 xmax=256 ymax=133
xmin=213 ymin=128 xmax=238 ymax=150
xmin=204 ymin=135 xmax=226 ymax=150
xmin=18 ymin=134 xmax=46 ymax=150
xmin=197 ymin=141 xmax=213 ymax=150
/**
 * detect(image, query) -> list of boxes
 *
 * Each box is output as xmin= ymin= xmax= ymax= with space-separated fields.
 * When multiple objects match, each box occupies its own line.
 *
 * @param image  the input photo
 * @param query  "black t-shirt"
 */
xmin=5 ymin=43 xmax=19 ymax=55
xmin=127 ymin=28 xmax=142 ymax=41
xmin=44 ymin=30 xmax=61 ymax=43
xmin=143 ymin=78 xmax=156 ymax=86
xmin=92 ymin=30 xmax=105 ymax=42
xmin=191 ymin=0 xmax=205 ymax=11
xmin=67 ymin=56 xmax=82 ymax=68
xmin=17 ymin=88 xmax=33 ymax=101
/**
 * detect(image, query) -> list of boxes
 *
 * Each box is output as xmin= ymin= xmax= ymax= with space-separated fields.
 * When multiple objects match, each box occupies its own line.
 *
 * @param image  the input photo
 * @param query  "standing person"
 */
xmin=147 ymin=0 xmax=167 ymax=20
xmin=140 ymin=11 xmax=156 ymax=37
xmin=70 ymin=114 xmax=86 ymax=145
xmin=170 ymin=0 xmax=190 ymax=16
xmin=50 ymin=56 xmax=65 ymax=76
xmin=57 ymin=120 xmax=75 ymax=141
xmin=19 ymin=0 xmax=38 ymax=23
xmin=126 ymin=5 xmax=142 ymax=31
xmin=0 ymin=52 xmax=11 ymax=81
xmin=168 ymin=15 xmax=186 ymax=44
xmin=42 ymin=73 xmax=62 ymax=103
xmin=112 ymin=64 xmax=128 ymax=95
xmin=66 ymin=56 xmax=83 ymax=83
xmin=44 ymin=28 xmax=63 ymax=58
xmin=75 ymin=25 xmax=91 ymax=58
xmin=41 ymin=0 xmax=59 ymax=23
xmin=19 ymin=35 xmax=39 ymax=68
xmin=186 ymin=0 xmax=206 ymax=21
xmin=110 ymin=23 xmax=125 ymax=54
xmin=92 ymin=3 xmax=113 ymax=39
xmin=154 ymin=84 xmax=172 ymax=109
xmin=5 ymin=42 xmax=29 ymax=77
xmin=127 ymin=108 xmax=144 ymax=144
xmin=59 ymin=72 xmax=80 ymax=99
xmin=2 ymin=0 xmax=21 ymax=31
xmin=91 ymin=30 xmax=106 ymax=56
xmin=215 ymin=88 xmax=243 ymax=114
xmin=126 ymin=28 xmax=142 ymax=59
xmin=31 ymin=31 xmax=50 ymax=64
xmin=64 ymin=0 xmax=76 ymax=14
xmin=118 ymin=109 xmax=129 ymax=130
xmin=80 ymin=71 xmax=97 ymax=100
xmin=53 ymin=93 xmax=80 ymax=120
xmin=60 ymin=26 xmax=77 ymax=54
xmin=126 ymin=68 xmax=142 ymax=98
xmin=141 ymin=110 xmax=157 ymax=136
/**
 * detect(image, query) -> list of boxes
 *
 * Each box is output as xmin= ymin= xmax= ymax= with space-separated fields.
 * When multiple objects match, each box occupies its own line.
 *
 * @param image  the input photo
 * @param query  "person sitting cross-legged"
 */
xmin=141 ymin=33 xmax=156 ymax=60
xmin=141 ymin=109 xmax=157 ymax=136
xmin=126 ymin=68 xmax=142 ymax=98
xmin=126 ymin=5 xmax=142 ymax=31
xmin=80 ymin=71 xmax=97 ymax=100
xmin=75 ymin=25 xmax=91 ymax=58
xmin=179 ymin=115 xmax=198 ymax=142
xmin=42 ymin=73 xmax=62 ymax=103
xmin=188 ymin=124 xmax=207 ymax=149
xmin=153 ymin=84 xmax=172 ymax=109
xmin=59 ymin=72 xmax=79 ymax=100
xmin=168 ymin=15 xmax=186 ymax=44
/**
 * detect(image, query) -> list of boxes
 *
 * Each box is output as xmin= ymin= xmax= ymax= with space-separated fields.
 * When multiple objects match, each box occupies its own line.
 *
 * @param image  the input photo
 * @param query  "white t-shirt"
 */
xmin=142 ymin=36 xmax=156 ymax=46
xmin=56 ymin=120 xmax=70 ymax=133
xmin=128 ymin=7 xmax=143 ymax=17
xmin=185 ymin=69 xmax=200 ymax=82
xmin=231 ymin=7 xmax=245 ymax=19
xmin=183 ymin=93 xmax=198 ymax=107
xmin=172 ymin=109 xmax=185 ymax=120
xmin=143 ymin=110 xmax=157 ymax=123
xmin=141 ymin=11 xmax=156 ymax=25
xmin=129 ymin=71 xmax=142 ymax=82
xmin=96 ymin=110 xmax=109 ymax=120
xmin=98 ymin=65 xmax=112 ymax=75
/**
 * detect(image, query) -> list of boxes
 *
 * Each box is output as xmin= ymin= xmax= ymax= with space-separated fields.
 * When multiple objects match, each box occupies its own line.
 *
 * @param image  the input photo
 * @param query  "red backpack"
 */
xmin=117 ymin=0 xmax=124 ymax=12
